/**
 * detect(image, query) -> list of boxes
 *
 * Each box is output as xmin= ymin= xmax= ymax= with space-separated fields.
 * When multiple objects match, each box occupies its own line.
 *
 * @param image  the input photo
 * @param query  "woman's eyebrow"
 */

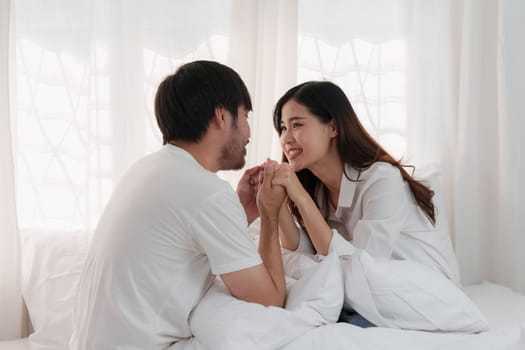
xmin=281 ymin=116 xmax=306 ymax=124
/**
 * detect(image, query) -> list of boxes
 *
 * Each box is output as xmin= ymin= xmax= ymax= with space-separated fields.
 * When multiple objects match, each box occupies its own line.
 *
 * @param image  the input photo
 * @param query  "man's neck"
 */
xmin=169 ymin=140 xmax=220 ymax=172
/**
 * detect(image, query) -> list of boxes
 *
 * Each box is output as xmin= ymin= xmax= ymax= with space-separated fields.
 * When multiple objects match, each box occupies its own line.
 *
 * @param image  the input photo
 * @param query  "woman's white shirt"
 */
xmin=300 ymin=162 xmax=460 ymax=285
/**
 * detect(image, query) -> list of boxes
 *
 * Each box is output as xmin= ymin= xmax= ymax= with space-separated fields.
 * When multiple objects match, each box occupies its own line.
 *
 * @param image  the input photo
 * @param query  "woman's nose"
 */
xmin=281 ymin=129 xmax=292 ymax=143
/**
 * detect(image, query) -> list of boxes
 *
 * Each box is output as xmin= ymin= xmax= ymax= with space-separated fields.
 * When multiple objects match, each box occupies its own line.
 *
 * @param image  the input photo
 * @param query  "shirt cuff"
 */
xmin=316 ymin=229 xmax=356 ymax=261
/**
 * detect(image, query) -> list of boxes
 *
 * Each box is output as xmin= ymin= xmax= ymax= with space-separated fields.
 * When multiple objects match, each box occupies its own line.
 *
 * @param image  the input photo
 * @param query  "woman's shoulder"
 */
xmin=356 ymin=161 xmax=402 ymax=181
xmin=346 ymin=162 xmax=408 ymax=203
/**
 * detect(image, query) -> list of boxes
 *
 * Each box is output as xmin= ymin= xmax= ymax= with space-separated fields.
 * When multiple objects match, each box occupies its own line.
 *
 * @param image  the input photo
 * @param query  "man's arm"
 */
xmin=278 ymin=202 xmax=300 ymax=251
xmin=261 ymin=160 xmax=301 ymax=251
xmin=221 ymin=163 xmax=286 ymax=307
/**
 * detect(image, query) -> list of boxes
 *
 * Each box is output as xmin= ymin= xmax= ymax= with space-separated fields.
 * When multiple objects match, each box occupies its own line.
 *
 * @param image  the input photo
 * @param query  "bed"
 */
xmin=0 ymin=231 xmax=523 ymax=350
xmin=1 ymin=282 xmax=524 ymax=350
xmin=283 ymin=283 xmax=525 ymax=350
xmin=172 ymin=249 xmax=525 ymax=350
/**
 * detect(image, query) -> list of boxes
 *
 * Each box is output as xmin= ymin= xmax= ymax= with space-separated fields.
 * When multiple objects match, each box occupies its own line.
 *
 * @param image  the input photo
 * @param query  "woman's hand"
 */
xmin=271 ymin=163 xmax=308 ymax=204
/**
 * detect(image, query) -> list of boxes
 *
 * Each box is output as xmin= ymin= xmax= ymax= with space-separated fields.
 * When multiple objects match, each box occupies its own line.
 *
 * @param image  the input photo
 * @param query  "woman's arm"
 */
xmin=292 ymin=190 xmax=333 ymax=255
xmin=272 ymin=164 xmax=333 ymax=255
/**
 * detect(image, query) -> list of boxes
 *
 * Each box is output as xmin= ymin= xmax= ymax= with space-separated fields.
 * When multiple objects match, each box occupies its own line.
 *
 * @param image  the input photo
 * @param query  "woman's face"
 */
xmin=279 ymin=99 xmax=337 ymax=172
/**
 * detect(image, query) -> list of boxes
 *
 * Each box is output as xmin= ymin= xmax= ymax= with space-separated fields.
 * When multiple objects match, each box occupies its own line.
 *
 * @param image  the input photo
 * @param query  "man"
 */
xmin=70 ymin=61 xmax=286 ymax=349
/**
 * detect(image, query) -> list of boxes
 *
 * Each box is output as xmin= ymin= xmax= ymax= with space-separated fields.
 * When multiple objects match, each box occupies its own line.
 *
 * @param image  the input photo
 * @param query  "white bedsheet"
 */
xmin=283 ymin=281 xmax=525 ymax=350
xmin=0 ymin=339 xmax=29 ymax=350
xmin=283 ymin=322 xmax=525 ymax=350
xmin=1 ymin=282 xmax=524 ymax=350
xmin=466 ymin=281 xmax=525 ymax=328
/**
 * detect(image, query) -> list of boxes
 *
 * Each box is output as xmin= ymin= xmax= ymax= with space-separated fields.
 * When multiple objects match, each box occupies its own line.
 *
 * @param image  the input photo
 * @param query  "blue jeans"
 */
xmin=337 ymin=308 xmax=376 ymax=328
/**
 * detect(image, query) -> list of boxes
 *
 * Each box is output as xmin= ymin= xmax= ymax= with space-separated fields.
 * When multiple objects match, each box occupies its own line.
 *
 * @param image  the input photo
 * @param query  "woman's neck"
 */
xmin=309 ymin=155 xmax=344 ymax=208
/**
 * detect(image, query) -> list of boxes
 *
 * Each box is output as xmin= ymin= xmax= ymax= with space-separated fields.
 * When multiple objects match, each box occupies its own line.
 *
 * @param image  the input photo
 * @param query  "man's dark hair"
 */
xmin=154 ymin=60 xmax=252 ymax=144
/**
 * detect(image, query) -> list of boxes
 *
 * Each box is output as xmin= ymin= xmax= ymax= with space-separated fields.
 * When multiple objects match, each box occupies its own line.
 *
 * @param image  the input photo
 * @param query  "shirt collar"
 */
xmin=316 ymin=163 xmax=358 ymax=218
xmin=336 ymin=163 xmax=357 ymax=210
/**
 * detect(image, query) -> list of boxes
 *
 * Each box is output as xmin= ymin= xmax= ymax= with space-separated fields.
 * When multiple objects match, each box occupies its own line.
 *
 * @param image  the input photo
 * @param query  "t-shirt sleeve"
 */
xmin=191 ymin=189 xmax=262 ymax=275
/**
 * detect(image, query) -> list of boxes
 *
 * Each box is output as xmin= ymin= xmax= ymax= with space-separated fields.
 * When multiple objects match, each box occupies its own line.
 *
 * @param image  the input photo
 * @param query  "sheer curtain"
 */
xmin=0 ymin=0 xmax=25 ymax=340
xmin=453 ymin=0 xmax=525 ymax=290
xmin=2 ymin=0 xmax=525 ymax=340
xmin=294 ymin=0 xmax=525 ymax=292
xmin=9 ymin=0 xmax=296 ymax=231
xmin=495 ymin=0 xmax=525 ymax=292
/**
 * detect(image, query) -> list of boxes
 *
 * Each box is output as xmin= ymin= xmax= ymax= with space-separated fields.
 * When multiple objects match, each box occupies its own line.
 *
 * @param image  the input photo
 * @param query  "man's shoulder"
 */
xmin=147 ymin=145 xmax=224 ymax=182
xmin=118 ymin=146 xmax=231 ymax=203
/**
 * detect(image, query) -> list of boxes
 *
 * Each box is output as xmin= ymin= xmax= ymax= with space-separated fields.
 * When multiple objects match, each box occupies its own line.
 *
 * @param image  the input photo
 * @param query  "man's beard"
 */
xmin=219 ymin=133 xmax=247 ymax=170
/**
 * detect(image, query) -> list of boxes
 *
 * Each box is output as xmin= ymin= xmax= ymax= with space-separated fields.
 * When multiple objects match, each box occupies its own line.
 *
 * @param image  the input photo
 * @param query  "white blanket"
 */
xmin=327 ymin=233 xmax=488 ymax=332
xmin=174 ymin=233 xmax=524 ymax=350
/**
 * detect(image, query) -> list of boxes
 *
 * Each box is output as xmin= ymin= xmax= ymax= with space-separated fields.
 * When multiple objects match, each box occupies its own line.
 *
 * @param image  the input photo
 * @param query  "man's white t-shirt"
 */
xmin=70 ymin=145 xmax=262 ymax=349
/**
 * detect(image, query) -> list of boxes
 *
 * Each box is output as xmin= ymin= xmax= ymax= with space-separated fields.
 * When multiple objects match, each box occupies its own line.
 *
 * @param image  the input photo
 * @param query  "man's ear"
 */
xmin=212 ymin=106 xmax=226 ymax=129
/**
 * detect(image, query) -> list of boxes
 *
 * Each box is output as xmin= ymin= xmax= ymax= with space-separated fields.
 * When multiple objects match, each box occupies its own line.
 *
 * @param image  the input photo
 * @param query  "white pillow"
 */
xmin=185 ymin=252 xmax=343 ymax=350
xmin=281 ymin=249 xmax=318 ymax=280
xmin=21 ymin=230 xmax=90 ymax=349
xmin=331 ymin=232 xmax=489 ymax=332
xmin=284 ymin=252 xmax=343 ymax=323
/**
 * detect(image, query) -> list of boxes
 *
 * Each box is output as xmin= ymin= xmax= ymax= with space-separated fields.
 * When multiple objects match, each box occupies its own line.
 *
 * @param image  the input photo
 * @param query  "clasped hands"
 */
xmin=237 ymin=159 xmax=305 ymax=224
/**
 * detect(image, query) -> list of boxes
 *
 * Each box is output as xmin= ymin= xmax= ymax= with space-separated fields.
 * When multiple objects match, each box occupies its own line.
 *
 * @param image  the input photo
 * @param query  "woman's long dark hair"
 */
xmin=273 ymin=81 xmax=435 ymax=231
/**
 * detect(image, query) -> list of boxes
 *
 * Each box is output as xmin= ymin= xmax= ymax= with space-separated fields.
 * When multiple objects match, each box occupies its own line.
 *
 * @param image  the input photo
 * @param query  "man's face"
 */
xmin=219 ymin=105 xmax=251 ymax=170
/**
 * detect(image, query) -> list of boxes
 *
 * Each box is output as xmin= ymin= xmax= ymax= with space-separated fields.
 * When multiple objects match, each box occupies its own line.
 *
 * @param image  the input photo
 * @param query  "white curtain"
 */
xmin=0 ymin=0 xmax=25 ymax=340
xmin=8 ymin=0 xmax=296 ymax=231
xmin=453 ymin=0 xmax=525 ymax=290
xmin=1 ymin=0 xmax=524 ymax=340
xmin=496 ymin=0 xmax=525 ymax=292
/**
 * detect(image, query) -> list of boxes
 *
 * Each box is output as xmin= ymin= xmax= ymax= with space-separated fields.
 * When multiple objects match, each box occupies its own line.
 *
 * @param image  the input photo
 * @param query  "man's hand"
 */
xmin=256 ymin=163 xmax=286 ymax=217
xmin=237 ymin=165 xmax=262 ymax=225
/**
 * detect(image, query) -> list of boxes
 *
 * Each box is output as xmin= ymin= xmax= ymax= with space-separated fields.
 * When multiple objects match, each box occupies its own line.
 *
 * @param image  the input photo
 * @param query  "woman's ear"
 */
xmin=329 ymin=120 xmax=337 ymax=137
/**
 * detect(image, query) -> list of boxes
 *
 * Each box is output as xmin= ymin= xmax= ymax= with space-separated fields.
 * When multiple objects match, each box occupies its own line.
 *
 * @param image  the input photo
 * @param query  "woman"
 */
xmin=270 ymin=80 xmax=460 ymax=288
